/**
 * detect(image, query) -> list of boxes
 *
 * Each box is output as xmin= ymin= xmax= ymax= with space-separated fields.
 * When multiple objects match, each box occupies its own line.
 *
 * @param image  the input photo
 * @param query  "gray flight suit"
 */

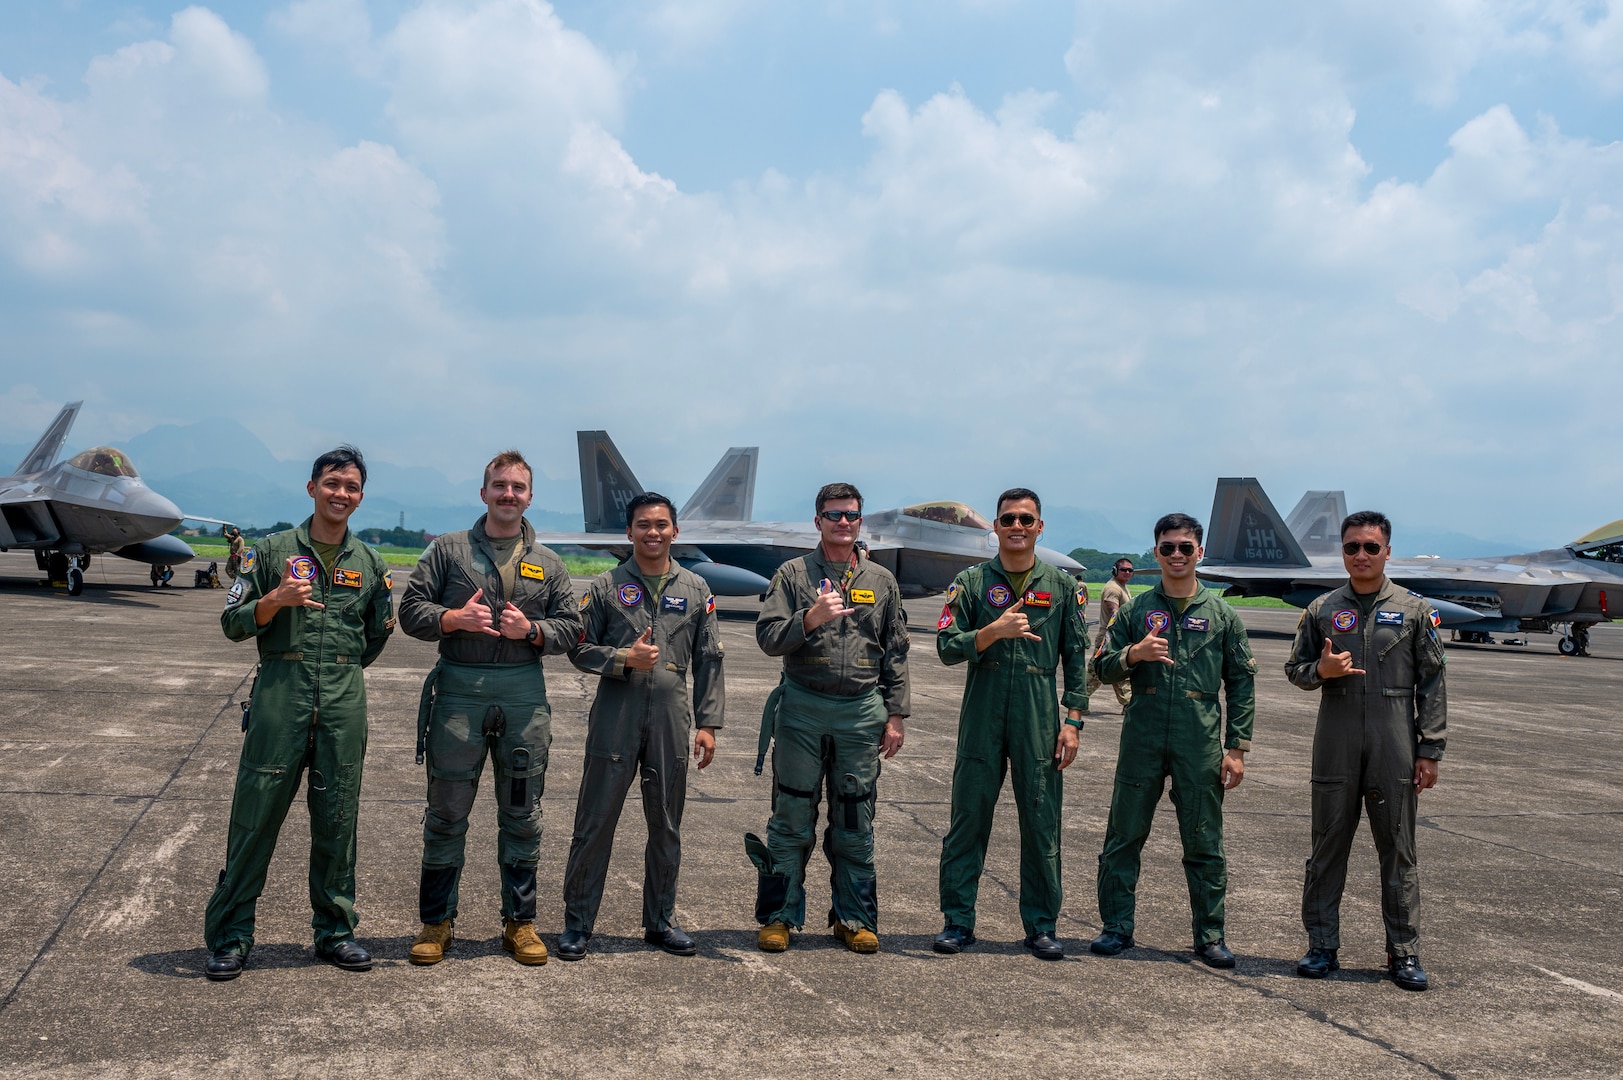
xmin=752 ymin=550 xmax=909 ymax=933
xmin=398 ymin=516 xmax=582 ymax=925
xmin=1285 ymin=580 xmax=1447 ymax=959
xmin=564 ymin=563 xmax=725 ymax=934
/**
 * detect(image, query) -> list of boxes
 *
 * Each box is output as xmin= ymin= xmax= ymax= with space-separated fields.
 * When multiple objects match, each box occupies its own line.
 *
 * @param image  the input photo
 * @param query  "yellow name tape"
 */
xmin=850 ymin=589 xmax=876 ymax=604
xmin=519 ymin=562 xmax=545 ymax=581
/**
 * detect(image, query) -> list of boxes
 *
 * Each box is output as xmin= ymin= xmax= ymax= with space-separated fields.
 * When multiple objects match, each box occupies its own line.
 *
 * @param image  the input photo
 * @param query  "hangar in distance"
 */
xmin=537 ymin=431 xmax=1085 ymax=598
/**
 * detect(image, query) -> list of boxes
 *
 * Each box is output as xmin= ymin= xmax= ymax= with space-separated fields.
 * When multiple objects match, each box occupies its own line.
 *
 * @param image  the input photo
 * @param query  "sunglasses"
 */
xmin=1157 ymin=541 xmax=1197 ymax=557
xmin=1342 ymin=541 xmax=1385 ymax=556
xmin=998 ymin=513 xmax=1037 ymax=528
xmin=819 ymin=510 xmax=862 ymax=523
xmin=1114 ymin=566 xmax=1134 ymax=574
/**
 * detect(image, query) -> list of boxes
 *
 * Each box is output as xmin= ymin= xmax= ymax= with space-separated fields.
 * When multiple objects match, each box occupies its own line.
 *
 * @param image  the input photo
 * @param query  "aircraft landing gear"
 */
xmin=46 ymin=552 xmax=69 ymax=587
xmin=1558 ymin=624 xmax=1592 ymax=657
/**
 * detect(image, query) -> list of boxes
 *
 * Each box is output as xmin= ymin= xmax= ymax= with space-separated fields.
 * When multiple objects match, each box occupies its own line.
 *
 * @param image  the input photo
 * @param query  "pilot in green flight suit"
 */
xmin=933 ymin=489 xmax=1089 ymax=961
xmin=205 ymin=447 xmax=394 ymax=981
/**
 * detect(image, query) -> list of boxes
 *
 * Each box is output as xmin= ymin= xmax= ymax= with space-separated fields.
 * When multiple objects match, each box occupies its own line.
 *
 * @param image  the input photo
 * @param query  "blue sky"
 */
xmin=3 ymin=1 xmax=1622 ymax=545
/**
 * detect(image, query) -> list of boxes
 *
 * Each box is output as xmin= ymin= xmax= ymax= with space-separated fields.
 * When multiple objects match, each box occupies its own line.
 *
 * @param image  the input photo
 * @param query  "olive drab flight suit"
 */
xmin=936 ymin=560 xmax=1090 ymax=937
xmin=564 ymin=563 xmax=725 ymax=934
xmin=1091 ymin=584 xmax=1256 ymax=946
xmin=207 ymin=520 xmax=394 ymax=958
xmin=1285 ymin=581 xmax=1447 ymax=959
xmin=398 ymin=517 xmax=581 ymax=926
xmin=751 ymin=550 xmax=909 ymax=934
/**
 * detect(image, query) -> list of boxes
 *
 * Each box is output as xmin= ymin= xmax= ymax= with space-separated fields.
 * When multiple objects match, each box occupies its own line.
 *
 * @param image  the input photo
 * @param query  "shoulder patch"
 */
xmin=384 ymin=569 xmax=393 ymax=591
xmin=1075 ymin=583 xmax=1088 ymax=606
xmin=224 ymin=580 xmax=246 ymax=609
xmin=579 ymin=592 xmax=592 ymax=609
xmin=706 ymin=595 xmax=716 ymax=614
xmin=937 ymin=603 xmax=954 ymax=630
xmin=239 ymin=549 xmax=257 ymax=575
xmin=945 ymin=582 xmax=960 ymax=604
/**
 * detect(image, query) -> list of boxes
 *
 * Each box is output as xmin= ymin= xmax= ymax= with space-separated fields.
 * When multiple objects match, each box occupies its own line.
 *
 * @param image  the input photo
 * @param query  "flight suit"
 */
xmin=1092 ymin=584 xmax=1255 ymax=946
xmin=752 ymin=550 xmax=909 ymax=933
xmin=564 ymin=563 xmax=725 ymax=933
xmin=206 ymin=519 xmax=394 ymax=957
xmin=936 ymin=560 xmax=1090 ymax=937
xmin=398 ymin=517 xmax=581 ymax=925
xmin=1284 ymin=581 xmax=1447 ymax=958
xmin=1087 ymin=577 xmax=1134 ymax=708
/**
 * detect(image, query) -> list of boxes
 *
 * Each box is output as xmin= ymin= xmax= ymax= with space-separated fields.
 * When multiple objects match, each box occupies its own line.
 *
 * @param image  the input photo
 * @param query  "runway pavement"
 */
xmin=0 ymin=549 xmax=1618 ymax=1078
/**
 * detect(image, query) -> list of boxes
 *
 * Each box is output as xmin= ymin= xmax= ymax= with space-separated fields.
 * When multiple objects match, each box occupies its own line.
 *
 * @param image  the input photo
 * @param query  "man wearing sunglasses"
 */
xmin=1086 ymin=560 xmax=1135 ymax=710
xmin=1090 ymin=513 xmax=1256 ymax=968
xmin=1284 ymin=511 xmax=1446 ymax=992
xmin=750 ymin=483 xmax=909 ymax=954
xmin=934 ymin=489 xmax=1090 ymax=960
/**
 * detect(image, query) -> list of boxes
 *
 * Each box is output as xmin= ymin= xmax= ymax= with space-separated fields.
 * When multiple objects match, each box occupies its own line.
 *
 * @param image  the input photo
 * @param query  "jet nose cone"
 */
xmin=129 ymin=487 xmax=184 ymax=533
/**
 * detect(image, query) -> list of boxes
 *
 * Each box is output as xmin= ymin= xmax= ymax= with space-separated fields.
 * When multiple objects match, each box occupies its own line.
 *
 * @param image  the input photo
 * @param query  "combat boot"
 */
xmin=833 ymin=924 xmax=879 ymax=954
xmin=758 ymin=921 xmax=790 ymax=952
xmin=503 ymin=919 xmax=548 ymax=965
xmin=409 ymin=919 xmax=454 ymax=965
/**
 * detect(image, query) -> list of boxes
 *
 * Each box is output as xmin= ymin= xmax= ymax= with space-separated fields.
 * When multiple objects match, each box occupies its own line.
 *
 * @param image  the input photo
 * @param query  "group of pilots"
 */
xmin=203 ymin=446 xmax=1445 ymax=994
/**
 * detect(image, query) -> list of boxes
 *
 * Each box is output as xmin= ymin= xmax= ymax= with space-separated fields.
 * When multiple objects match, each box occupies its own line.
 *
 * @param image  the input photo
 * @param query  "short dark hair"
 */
xmin=626 ymin=491 xmax=677 ymax=521
xmin=483 ymin=449 xmax=533 ymax=487
xmin=312 ymin=445 xmax=366 ymax=487
xmin=1154 ymin=512 xmax=1203 ymax=544
xmin=1341 ymin=510 xmax=1392 ymax=543
xmin=816 ymin=482 xmax=863 ymax=515
xmin=996 ymin=487 xmax=1042 ymax=515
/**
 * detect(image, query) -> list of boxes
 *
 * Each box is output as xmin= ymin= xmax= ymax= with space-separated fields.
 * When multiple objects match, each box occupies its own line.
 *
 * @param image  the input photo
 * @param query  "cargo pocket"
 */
xmin=1309 ymin=776 xmax=1348 ymax=844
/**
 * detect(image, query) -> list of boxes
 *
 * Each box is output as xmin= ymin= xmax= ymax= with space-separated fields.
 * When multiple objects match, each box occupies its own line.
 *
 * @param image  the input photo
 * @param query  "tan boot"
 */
xmin=503 ymin=920 xmax=549 ymax=965
xmin=757 ymin=921 xmax=790 ymax=953
xmin=409 ymin=919 xmax=454 ymax=965
xmin=834 ymin=924 xmax=879 ymax=954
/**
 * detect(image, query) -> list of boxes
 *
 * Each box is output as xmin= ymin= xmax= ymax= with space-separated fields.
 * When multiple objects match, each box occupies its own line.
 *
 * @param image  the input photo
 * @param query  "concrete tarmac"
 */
xmin=0 ymin=550 xmax=1618 ymax=1078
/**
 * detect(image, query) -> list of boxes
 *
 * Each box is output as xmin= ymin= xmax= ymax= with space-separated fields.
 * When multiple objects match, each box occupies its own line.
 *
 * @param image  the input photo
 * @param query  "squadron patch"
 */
xmin=239 ymin=549 xmax=257 ymax=575
xmin=1376 ymin=610 xmax=1405 ymax=626
xmin=662 ymin=595 xmax=688 ymax=613
xmin=987 ymin=584 xmax=1012 ymax=608
xmin=225 ymin=580 xmax=246 ymax=609
xmin=384 ymin=569 xmax=394 ymax=591
xmin=937 ymin=603 xmax=954 ymax=630
xmin=579 ymin=592 xmax=592 ymax=609
xmin=1181 ymin=615 xmax=1209 ymax=632
xmin=333 ymin=567 xmax=362 ymax=588
xmin=1331 ymin=609 xmax=1358 ymax=632
xmin=288 ymin=556 xmax=318 ymax=581
xmin=618 ymin=582 xmax=644 ymax=607
xmin=851 ymin=589 xmax=876 ymax=604
xmin=1146 ymin=610 xmax=1171 ymax=634
xmin=1023 ymin=590 xmax=1052 ymax=607
xmin=519 ymin=562 xmax=545 ymax=582
xmin=945 ymin=583 xmax=960 ymax=604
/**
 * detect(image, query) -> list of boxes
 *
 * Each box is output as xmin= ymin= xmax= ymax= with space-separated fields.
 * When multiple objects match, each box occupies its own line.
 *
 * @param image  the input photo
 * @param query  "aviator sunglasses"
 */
xmin=1157 ymin=541 xmax=1198 ymax=557
xmin=1342 ymin=541 xmax=1386 ymax=556
xmin=819 ymin=510 xmax=863 ymax=523
xmin=998 ymin=513 xmax=1038 ymax=528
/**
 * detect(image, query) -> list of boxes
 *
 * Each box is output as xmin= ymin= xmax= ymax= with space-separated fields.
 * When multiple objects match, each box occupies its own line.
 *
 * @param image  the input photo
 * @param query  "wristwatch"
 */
xmin=1063 ymin=716 xmax=1084 ymax=730
xmin=525 ymin=620 xmax=540 ymax=643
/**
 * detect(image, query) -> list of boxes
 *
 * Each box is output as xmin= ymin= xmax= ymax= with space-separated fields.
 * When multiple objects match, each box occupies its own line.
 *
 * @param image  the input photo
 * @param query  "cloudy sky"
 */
xmin=2 ymin=1 xmax=1620 ymax=543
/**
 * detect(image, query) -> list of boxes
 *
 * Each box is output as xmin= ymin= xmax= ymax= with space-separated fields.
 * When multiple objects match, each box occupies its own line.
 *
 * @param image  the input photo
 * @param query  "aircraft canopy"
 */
xmin=903 ymin=502 xmax=993 ymax=530
xmin=66 ymin=447 xmax=139 ymax=478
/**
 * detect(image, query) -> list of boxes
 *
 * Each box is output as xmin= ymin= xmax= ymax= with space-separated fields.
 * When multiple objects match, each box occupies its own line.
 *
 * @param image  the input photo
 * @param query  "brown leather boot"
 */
xmin=409 ymin=919 xmax=454 ymax=965
xmin=503 ymin=920 xmax=548 ymax=965
xmin=834 ymin=924 xmax=879 ymax=954
xmin=757 ymin=921 xmax=790 ymax=952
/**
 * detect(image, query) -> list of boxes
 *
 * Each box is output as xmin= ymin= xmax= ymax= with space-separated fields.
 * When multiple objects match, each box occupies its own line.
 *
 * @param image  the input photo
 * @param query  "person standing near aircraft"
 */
xmin=1090 ymin=513 xmax=1256 ymax=967
xmin=1086 ymin=558 xmax=1135 ymax=710
xmin=932 ymin=489 xmax=1089 ymax=959
xmin=1284 ymin=511 xmax=1446 ymax=992
xmin=749 ymin=483 xmax=909 ymax=954
xmin=398 ymin=451 xmax=581 ymax=967
xmin=557 ymin=492 xmax=725 ymax=960
xmin=205 ymin=447 xmax=394 ymax=981
xmin=226 ymin=527 xmax=246 ymax=582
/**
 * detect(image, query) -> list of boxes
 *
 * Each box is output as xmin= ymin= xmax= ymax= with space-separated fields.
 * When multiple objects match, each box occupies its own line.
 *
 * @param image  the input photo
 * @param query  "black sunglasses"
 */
xmin=1114 ymin=566 xmax=1134 ymax=574
xmin=819 ymin=510 xmax=862 ymax=523
xmin=1157 ymin=541 xmax=1197 ymax=557
xmin=998 ymin=513 xmax=1037 ymax=528
xmin=1342 ymin=541 xmax=1385 ymax=556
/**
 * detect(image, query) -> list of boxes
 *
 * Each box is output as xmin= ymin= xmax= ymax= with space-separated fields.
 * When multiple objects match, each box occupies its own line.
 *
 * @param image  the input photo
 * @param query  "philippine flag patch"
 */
xmin=706 ymin=595 xmax=716 ymax=614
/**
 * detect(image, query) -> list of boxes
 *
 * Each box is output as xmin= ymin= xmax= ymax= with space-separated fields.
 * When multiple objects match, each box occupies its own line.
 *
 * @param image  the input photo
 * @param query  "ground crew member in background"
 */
xmin=1090 ymin=513 xmax=1255 ymax=968
xmin=205 ymin=446 xmax=394 ymax=981
xmin=226 ymin=526 xmax=246 ymax=582
xmin=934 ymin=488 xmax=1089 ymax=960
xmin=750 ymin=483 xmax=908 ymax=954
xmin=1086 ymin=558 xmax=1135 ymax=709
xmin=398 ymin=450 xmax=581 ymax=967
xmin=558 ymin=492 xmax=724 ymax=960
xmin=1285 ymin=510 xmax=1445 ymax=992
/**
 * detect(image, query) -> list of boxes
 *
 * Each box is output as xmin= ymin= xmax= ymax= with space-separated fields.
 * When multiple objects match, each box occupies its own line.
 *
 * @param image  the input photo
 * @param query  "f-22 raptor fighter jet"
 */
xmin=540 ymin=431 xmax=1085 ymax=600
xmin=1197 ymin=477 xmax=1623 ymax=656
xmin=0 ymin=402 xmax=195 ymax=595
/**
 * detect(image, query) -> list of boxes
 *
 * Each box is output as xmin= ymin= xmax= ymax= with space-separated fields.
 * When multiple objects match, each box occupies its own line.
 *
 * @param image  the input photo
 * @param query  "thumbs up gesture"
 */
xmin=1317 ymin=636 xmax=1366 ymax=679
xmin=444 ymin=587 xmax=500 ymax=636
xmin=991 ymin=597 xmax=1042 ymax=642
xmin=1129 ymin=625 xmax=1174 ymax=666
xmin=804 ymin=578 xmax=857 ymax=633
xmin=626 ymin=625 xmax=661 ymax=670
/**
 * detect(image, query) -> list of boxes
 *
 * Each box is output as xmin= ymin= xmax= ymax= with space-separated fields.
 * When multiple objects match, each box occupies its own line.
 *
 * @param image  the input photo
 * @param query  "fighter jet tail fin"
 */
xmin=13 ymin=401 xmax=81 ymax=477
xmin=1285 ymin=490 xmax=1348 ymax=557
xmin=1204 ymin=478 xmax=1312 ymax=568
xmin=681 ymin=447 xmax=757 ymax=522
xmin=577 ymin=430 xmax=644 ymax=533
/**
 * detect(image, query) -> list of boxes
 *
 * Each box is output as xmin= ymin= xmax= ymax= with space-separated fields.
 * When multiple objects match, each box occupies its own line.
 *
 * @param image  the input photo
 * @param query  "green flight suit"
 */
xmin=1091 ymin=584 xmax=1255 ymax=946
xmin=752 ymin=550 xmax=909 ymax=933
xmin=1284 ymin=581 xmax=1446 ymax=958
xmin=206 ymin=520 xmax=394 ymax=957
xmin=936 ymin=559 xmax=1090 ymax=937
xmin=564 ymin=562 xmax=725 ymax=934
xmin=398 ymin=516 xmax=581 ymax=924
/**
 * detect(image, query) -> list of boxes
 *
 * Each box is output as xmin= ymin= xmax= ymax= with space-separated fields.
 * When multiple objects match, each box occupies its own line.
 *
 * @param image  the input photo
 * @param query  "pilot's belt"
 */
xmin=262 ymin=652 xmax=354 ymax=664
xmin=968 ymin=661 xmax=1056 ymax=676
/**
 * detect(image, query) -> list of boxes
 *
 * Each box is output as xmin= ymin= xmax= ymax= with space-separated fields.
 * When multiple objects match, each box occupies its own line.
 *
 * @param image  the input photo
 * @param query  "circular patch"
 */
xmin=987 ymin=584 xmax=1012 ymax=607
xmin=1332 ymin=609 xmax=1357 ymax=632
xmin=239 ymin=549 xmax=256 ymax=575
xmin=288 ymin=556 xmax=317 ymax=581
xmin=618 ymin=582 xmax=644 ymax=607
xmin=945 ymin=582 xmax=960 ymax=604
xmin=1146 ymin=610 xmax=1171 ymax=633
